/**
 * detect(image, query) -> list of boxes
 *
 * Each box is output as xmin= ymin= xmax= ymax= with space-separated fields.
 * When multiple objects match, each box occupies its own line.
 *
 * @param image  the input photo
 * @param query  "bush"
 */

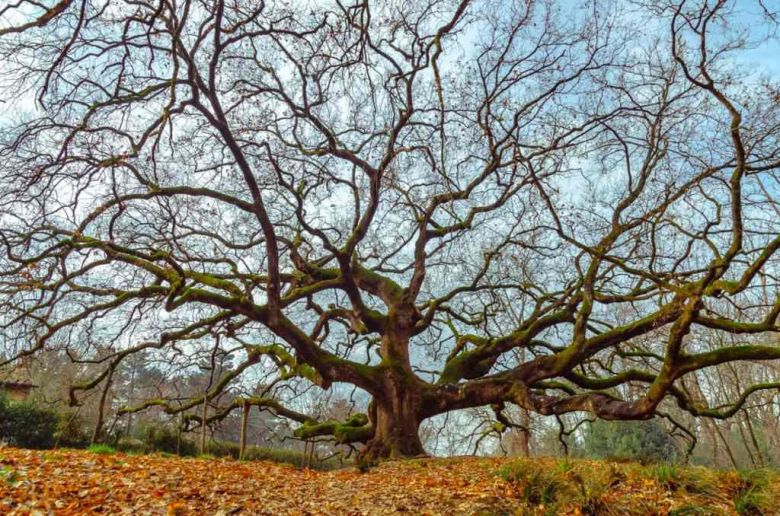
xmin=579 ymin=418 xmax=678 ymax=463
xmin=54 ymin=412 xmax=90 ymax=448
xmin=135 ymin=424 xmax=197 ymax=456
xmin=0 ymin=394 xmax=58 ymax=449
xmin=115 ymin=437 xmax=146 ymax=454
xmin=206 ymin=440 xmax=240 ymax=458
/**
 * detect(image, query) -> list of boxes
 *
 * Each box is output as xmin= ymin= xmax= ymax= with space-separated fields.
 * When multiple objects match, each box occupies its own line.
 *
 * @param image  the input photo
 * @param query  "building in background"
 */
xmin=0 ymin=361 xmax=36 ymax=402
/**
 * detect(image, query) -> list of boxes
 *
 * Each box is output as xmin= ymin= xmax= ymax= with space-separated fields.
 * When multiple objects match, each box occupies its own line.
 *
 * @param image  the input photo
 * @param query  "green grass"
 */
xmin=499 ymin=461 xmax=563 ymax=508
xmin=0 ymin=466 xmax=19 ymax=485
xmin=732 ymin=469 xmax=772 ymax=515
xmin=87 ymin=444 xmax=117 ymax=455
xmin=645 ymin=463 xmax=684 ymax=490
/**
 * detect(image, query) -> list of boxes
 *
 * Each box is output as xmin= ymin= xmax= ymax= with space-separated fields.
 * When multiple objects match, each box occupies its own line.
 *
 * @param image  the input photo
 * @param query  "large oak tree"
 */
xmin=1 ymin=0 xmax=778 ymax=460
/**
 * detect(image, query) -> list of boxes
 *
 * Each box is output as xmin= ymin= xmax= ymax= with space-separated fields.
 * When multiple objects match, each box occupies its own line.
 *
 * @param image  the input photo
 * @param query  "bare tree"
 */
xmin=0 ymin=0 xmax=778 ymax=461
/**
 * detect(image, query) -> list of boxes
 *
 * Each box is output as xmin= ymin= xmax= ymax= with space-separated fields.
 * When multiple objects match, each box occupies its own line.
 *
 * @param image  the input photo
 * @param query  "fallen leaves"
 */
xmin=0 ymin=448 xmax=776 ymax=515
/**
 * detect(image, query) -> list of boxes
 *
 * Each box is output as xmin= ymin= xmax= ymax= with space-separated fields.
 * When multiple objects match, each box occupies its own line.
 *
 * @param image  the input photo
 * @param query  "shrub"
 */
xmin=0 ymin=394 xmax=58 ymax=449
xmin=136 ymin=424 xmax=197 ymax=456
xmin=54 ymin=412 xmax=91 ymax=448
xmin=115 ymin=437 xmax=146 ymax=454
xmin=206 ymin=440 xmax=240 ymax=458
xmin=580 ymin=418 xmax=678 ymax=463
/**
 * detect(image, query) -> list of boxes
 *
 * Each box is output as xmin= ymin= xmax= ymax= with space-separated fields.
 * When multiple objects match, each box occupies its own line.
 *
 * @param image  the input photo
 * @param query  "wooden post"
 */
xmin=239 ymin=400 xmax=250 ymax=460
xmin=176 ymin=412 xmax=182 ymax=456
xmin=200 ymin=397 xmax=208 ymax=456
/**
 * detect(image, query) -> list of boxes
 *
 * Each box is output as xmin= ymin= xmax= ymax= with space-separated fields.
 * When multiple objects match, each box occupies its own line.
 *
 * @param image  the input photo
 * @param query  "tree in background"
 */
xmin=580 ymin=419 xmax=678 ymax=463
xmin=0 ymin=0 xmax=778 ymax=461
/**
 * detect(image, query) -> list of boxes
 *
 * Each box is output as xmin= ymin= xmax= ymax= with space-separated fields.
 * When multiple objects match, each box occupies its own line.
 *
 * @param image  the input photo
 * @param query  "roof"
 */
xmin=0 ymin=361 xmax=36 ymax=388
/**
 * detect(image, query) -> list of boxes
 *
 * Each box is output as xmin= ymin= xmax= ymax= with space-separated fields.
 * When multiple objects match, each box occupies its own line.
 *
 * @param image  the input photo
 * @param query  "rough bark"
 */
xmin=361 ymin=327 xmax=427 ymax=461
xmin=362 ymin=384 xmax=426 ymax=460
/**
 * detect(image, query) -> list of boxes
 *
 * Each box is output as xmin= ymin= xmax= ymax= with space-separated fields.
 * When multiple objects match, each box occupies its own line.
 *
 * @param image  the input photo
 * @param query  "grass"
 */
xmin=496 ymin=457 xmax=779 ymax=515
xmin=87 ymin=443 xmax=117 ymax=455
xmin=0 ymin=465 xmax=19 ymax=485
xmin=500 ymin=459 xmax=612 ymax=513
xmin=668 ymin=505 xmax=713 ymax=515
xmin=731 ymin=469 xmax=773 ymax=515
xmin=499 ymin=461 xmax=562 ymax=506
xmin=645 ymin=463 xmax=684 ymax=490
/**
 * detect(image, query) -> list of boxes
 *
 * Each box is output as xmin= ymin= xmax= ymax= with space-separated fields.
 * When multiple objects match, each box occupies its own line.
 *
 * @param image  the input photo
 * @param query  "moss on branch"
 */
xmin=293 ymin=413 xmax=372 ymax=443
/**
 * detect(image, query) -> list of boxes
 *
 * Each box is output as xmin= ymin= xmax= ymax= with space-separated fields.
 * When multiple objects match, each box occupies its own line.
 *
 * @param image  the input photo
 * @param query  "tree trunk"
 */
xmin=361 ymin=372 xmax=426 ymax=461
xmin=360 ymin=316 xmax=427 ymax=461
xmin=516 ymin=408 xmax=531 ymax=457
xmin=91 ymin=366 xmax=115 ymax=445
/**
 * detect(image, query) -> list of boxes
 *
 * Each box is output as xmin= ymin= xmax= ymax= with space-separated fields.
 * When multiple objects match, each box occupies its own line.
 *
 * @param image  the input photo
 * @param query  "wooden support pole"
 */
xmin=239 ymin=399 xmax=250 ymax=460
xmin=200 ymin=397 xmax=208 ymax=456
xmin=176 ymin=412 xmax=182 ymax=456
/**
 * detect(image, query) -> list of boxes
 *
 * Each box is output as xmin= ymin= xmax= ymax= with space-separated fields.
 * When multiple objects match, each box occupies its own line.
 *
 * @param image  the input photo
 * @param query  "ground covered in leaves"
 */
xmin=0 ymin=447 xmax=778 ymax=515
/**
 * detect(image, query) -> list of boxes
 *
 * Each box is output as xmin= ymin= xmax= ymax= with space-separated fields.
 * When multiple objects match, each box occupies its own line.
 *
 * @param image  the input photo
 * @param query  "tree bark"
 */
xmin=360 ymin=321 xmax=428 ymax=461
xmin=363 ymin=399 xmax=425 ymax=460
xmin=517 ymin=408 xmax=531 ymax=457
xmin=91 ymin=366 xmax=115 ymax=445
xmin=361 ymin=368 xmax=426 ymax=461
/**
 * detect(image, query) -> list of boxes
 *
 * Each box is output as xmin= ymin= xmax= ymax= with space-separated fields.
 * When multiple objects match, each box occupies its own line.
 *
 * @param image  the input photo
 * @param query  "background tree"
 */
xmin=0 ymin=0 xmax=778 ymax=461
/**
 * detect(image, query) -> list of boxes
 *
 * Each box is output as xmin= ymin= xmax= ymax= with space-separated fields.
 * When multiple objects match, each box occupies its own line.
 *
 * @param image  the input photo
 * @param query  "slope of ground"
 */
xmin=0 ymin=447 xmax=777 ymax=515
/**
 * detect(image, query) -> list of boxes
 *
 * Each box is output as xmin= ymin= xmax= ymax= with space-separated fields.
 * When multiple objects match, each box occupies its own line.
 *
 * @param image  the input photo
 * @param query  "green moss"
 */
xmin=351 ymin=261 xmax=404 ymax=303
xmin=333 ymin=424 xmax=373 ymax=443
xmin=294 ymin=413 xmax=371 ymax=444
xmin=346 ymin=413 xmax=369 ymax=426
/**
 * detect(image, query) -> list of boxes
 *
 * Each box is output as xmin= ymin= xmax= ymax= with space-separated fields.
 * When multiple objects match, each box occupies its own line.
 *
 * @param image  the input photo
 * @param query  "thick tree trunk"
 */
xmin=362 ymin=367 xmax=426 ymax=461
xmin=508 ymin=408 xmax=531 ymax=457
xmin=363 ymin=393 xmax=425 ymax=461
xmin=360 ymin=312 xmax=427 ymax=461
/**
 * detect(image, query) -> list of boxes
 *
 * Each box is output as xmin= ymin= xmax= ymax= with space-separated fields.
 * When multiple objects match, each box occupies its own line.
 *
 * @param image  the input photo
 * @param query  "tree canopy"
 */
xmin=0 ymin=0 xmax=778 ymax=460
